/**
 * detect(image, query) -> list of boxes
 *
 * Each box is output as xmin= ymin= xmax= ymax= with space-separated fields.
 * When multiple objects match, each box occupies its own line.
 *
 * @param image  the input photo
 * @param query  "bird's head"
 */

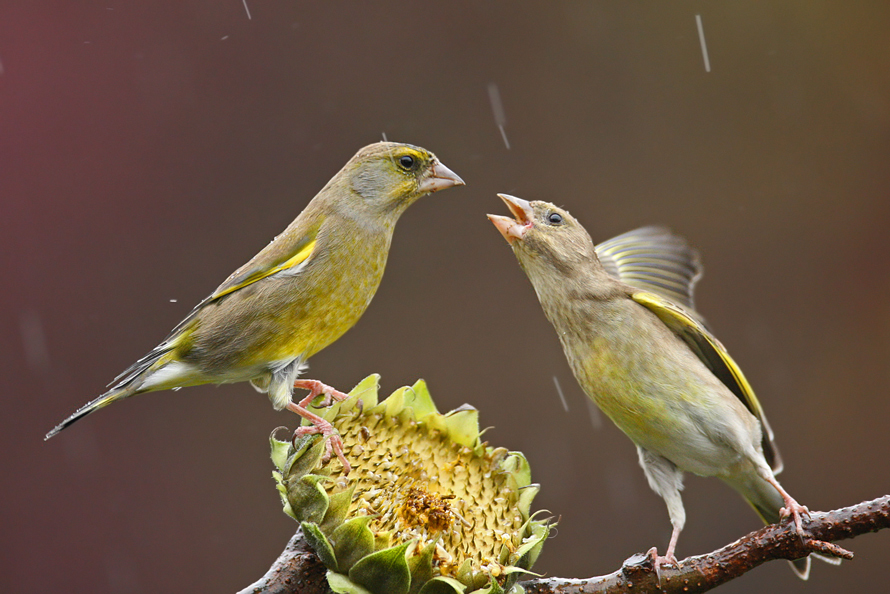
xmin=342 ymin=142 xmax=464 ymax=221
xmin=488 ymin=194 xmax=600 ymax=283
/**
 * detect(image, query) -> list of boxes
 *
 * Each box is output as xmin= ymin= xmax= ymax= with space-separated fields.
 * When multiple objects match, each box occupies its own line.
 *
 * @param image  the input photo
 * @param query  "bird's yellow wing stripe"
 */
xmin=211 ymin=237 xmax=317 ymax=300
xmin=595 ymin=226 xmax=702 ymax=312
xmin=632 ymin=291 xmax=782 ymax=473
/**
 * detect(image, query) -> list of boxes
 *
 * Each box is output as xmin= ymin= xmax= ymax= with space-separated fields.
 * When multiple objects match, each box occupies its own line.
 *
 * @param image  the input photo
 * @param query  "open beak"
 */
xmin=418 ymin=161 xmax=465 ymax=194
xmin=487 ymin=193 xmax=534 ymax=244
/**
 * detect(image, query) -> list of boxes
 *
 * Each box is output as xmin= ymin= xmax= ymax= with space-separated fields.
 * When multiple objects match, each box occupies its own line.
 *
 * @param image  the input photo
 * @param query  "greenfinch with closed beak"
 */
xmin=46 ymin=142 xmax=464 ymax=472
xmin=489 ymin=194 xmax=830 ymax=579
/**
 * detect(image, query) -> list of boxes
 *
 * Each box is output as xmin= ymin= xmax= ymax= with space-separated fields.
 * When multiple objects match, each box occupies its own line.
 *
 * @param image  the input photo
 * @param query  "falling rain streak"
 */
xmin=585 ymin=398 xmax=603 ymax=430
xmin=552 ymin=375 xmax=569 ymax=412
xmin=242 ymin=0 xmax=252 ymax=20
xmin=487 ymin=83 xmax=511 ymax=149
xmin=695 ymin=14 xmax=711 ymax=72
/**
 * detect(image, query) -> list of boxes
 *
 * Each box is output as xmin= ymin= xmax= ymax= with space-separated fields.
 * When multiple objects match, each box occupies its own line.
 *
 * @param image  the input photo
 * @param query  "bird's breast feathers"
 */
xmin=565 ymin=307 xmax=761 ymax=475
xmin=167 ymin=224 xmax=390 ymax=378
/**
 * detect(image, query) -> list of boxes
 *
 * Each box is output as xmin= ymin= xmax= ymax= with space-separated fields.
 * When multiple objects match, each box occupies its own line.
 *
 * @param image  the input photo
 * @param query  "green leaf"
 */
xmin=516 ymin=484 xmax=539 ymax=518
xmin=442 ymin=407 xmax=480 ymax=449
xmin=516 ymin=520 xmax=550 ymax=569
xmin=407 ymin=540 xmax=437 ymax=594
xmin=503 ymin=566 xmax=539 ymax=578
xmin=319 ymin=485 xmax=355 ymax=535
xmin=272 ymin=471 xmax=297 ymax=521
xmin=328 ymin=570 xmax=375 ymax=594
xmin=470 ymin=575 xmax=504 ymax=594
xmin=330 ymin=515 xmax=376 ymax=573
xmin=320 ymin=398 xmax=346 ymax=424
xmin=301 ymin=522 xmax=338 ymax=571
xmin=418 ymin=576 xmax=467 ymax=594
xmin=349 ymin=374 xmax=381 ymax=410
xmin=500 ymin=453 xmax=531 ymax=490
xmin=498 ymin=543 xmax=511 ymax=565
xmin=270 ymin=435 xmax=291 ymax=472
xmin=384 ymin=386 xmax=407 ymax=417
xmin=288 ymin=474 xmax=330 ymax=524
xmin=348 ymin=541 xmax=412 ymax=594
xmin=286 ymin=437 xmax=327 ymax=482
xmin=373 ymin=530 xmax=392 ymax=552
xmin=404 ymin=379 xmax=437 ymax=419
xmin=455 ymin=558 xmax=476 ymax=588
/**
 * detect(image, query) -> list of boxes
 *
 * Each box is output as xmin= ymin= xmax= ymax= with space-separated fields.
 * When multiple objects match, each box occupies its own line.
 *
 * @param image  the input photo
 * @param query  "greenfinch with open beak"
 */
xmin=488 ymin=194 xmax=831 ymax=579
xmin=46 ymin=142 xmax=464 ymax=473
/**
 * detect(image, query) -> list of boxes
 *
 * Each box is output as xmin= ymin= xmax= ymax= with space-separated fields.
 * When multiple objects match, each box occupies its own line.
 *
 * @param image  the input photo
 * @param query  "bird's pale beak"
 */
xmin=487 ymin=193 xmax=534 ymax=244
xmin=419 ymin=161 xmax=465 ymax=194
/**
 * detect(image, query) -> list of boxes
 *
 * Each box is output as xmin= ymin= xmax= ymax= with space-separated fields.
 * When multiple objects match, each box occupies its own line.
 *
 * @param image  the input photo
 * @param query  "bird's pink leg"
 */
xmin=286 ymin=383 xmax=352 ymax=474
xmin=663 ymin=524 xmax=681 ymax=564
xmin=647 ymin=524 xmax=681 ymax=585
xmin=765 ymin=475 xmax=810 ymax=534
xmin=293 ymin=379 xmax=350 ymax=408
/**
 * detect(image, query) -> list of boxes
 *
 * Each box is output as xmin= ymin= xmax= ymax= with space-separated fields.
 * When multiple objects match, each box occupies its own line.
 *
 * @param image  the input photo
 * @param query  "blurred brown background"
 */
xmin=2 ymin=2 xmax=889 ymax=593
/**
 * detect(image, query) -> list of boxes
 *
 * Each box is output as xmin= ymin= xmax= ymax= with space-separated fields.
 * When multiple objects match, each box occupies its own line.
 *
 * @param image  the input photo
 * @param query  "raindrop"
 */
xmin=552 ymin=375 xmax=569 ymax=412
xmin=585 ymin=398 xmax=602 ymax=430
xmin=695 ymin=15 xmax=711 ymax=72
xmin=487 ymin=83 xmax=511 ymax=149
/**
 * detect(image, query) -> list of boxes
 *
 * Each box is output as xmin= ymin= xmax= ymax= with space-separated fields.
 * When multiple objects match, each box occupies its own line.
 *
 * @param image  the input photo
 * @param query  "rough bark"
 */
xmin=237 ymin=527 xmax=329 ymax=594
xmin=240 ymin=495 xmax=890 ymax=594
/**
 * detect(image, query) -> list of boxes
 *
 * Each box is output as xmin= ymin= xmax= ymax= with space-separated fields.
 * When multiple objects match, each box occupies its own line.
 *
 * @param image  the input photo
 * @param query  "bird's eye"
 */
xmin=398 ymin=155 xmax=415 ymax=170
xmin=547 ymin=212 xmax=564 ymax=225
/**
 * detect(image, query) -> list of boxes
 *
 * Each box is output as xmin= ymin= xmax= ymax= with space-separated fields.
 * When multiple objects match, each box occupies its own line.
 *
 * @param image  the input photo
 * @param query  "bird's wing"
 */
xmin=109 ymin=222 xmax=322 ymax=389
xmin=595 ymin=226 xmax=702 ymax=312
xmin=210 ymin=225 xmax=320 ymax=300
xmin=632 ymin=290 xmax=783 ymax=473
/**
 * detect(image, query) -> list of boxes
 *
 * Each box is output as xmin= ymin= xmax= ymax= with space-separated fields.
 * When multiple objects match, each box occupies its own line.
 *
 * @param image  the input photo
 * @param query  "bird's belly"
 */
xmin=574 ymin=337 xmax=751 ymax=477
xmin=247 ymin=296 xmax=367 ymax=367
xmin=597 ymin=389 xmax=745 ymax=476
xmin=180 ymin=278 xmax=373 ymax=378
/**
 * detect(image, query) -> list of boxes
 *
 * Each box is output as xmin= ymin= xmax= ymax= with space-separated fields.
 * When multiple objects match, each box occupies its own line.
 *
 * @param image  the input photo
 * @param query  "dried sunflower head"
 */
xmin=271 ymin=375 xmax=550 ymax=594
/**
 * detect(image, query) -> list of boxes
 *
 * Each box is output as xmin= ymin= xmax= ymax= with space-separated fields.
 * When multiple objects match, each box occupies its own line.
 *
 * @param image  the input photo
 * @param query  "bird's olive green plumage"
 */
xmin=488 ymin=194 xmax=826 ymax=579
xmin=46 ymin=142 xmax=464 ymax=442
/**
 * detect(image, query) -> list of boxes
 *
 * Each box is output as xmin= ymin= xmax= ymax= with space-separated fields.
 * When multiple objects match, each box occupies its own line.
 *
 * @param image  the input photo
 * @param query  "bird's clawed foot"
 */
xmin=293 ymin=379 xmax=350 ymax=408
xmin=765 ymin=475 xmax=811 ymax=536
xmin=293 ymin=419 xmax=351 ymax=474
xmin=780 ymin=497 xmax=811 ymax=535
xmin=645 ymin=546 xmax=678 ymax=586
xmin=285 ymin=399 xmax=352 ymax=474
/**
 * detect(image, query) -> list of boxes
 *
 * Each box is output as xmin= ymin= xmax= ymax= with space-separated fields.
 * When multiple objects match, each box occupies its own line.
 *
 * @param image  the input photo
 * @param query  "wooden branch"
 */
xmin=522 ymin=495 xmax=890 ymax=594
xmin=236 ymin=527 xmax=328 ymax=594
xmin=240 ymin=495 xmax=889 ymax=594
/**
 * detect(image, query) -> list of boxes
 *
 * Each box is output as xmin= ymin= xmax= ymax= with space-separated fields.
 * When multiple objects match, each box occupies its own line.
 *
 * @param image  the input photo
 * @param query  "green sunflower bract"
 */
xmin=271 ymin=375 xmax=550 ymax=594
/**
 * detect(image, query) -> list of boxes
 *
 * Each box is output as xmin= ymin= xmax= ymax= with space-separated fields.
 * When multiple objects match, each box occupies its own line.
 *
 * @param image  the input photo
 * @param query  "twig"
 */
xmin=522 ymin=495 xmax=889 ymax=593
xmin=240 ymin=495 xmax=890 ymax=594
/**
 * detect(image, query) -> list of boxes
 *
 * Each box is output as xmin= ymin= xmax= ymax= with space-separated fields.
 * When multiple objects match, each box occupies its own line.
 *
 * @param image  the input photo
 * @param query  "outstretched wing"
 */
xmin=595 ymin=226 xmax=702 ymax=313
xmin=632 ymin=291 xmax=782 ymax=473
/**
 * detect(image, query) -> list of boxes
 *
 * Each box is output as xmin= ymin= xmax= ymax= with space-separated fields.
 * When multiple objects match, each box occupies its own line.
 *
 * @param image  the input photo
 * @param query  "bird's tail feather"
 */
xmin=744 ymin=481 xmax=812 ymax=580
xmin=45 ymin=383 xmax=140 ymax=440
xmin=45 ymin=341 xmax=181 ymax=440
xmin=723 ymin=473 xmax=835 ymax=580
